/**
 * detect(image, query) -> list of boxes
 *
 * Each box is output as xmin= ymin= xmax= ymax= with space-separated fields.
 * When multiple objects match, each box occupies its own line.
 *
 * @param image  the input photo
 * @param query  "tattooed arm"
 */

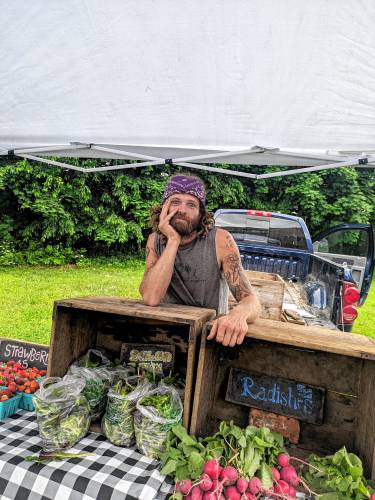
xmin=207 ymin=229 xmax=261 ymax=347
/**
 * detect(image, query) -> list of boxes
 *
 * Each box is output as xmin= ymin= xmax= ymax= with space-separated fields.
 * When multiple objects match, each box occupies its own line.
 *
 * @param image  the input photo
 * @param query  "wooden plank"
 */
xmin=225 ymin=368 xmax=325 ymax=424
xmin=190 ymin=325 xmax=220 ymax=435
xmin=238 ymin=340 xmax=361 ymax=395
xmin=355 ymin=360 xmax=375 ymax=480
xmin=0 ymin=338 xmax=49 ymax=369
xmin=48 ymin=306 xmax=95 ymax=377
xmin=55 ymin=297 xmax=216 ymax=324
xmin=208 ymin=318 xmax=375 ymax=359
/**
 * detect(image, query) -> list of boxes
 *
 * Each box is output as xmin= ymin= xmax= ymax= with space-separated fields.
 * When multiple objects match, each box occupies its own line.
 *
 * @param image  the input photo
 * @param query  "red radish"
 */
xmin=202 ymin=493 xmax=224 ymax=500
xmin=225 ymin=486 xmax=241 ymax=500
xmin=236 ymin=477 xmax=248 ymax=493
xmin=219 ymin=466 xmax=238 ymax=486
xmin=203 ymin=459 xmax=222 ymax=480
xmin=274 ymin=480 xmax=289 ymax=496
xmin=263 ymin=487 xmax=274 ymax=498
xmin=277 ymin=453 xmax=290 ymax=468
xmin=243 ymin=494 xmax=256 ymax=500
xmin=370 ymin=495 xmax=375 ymax=500
xmin=288 ymin=485 xmax=297 ymax=497
xmin=280 ymin=465 xmax=299 ymax=487
xmin=191 ymin=486 xmax=203 ymax=500
xmin=185 ymin=496 xmax=192 ymax=500
xmin=272 ymin=467 xmax=280 ymax=482
xmin=176 ymin=479 xmax=192 ymax=495
xmin=248 ymin=477 xmax=262 ymax=495
xmin=199 ymin=474 xmax=213 ymax=492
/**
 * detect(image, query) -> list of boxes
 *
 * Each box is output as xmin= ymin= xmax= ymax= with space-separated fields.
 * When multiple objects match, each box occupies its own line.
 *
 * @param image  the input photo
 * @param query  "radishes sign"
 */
xmin=0 ymin=339 xmax=49 ymax=370
xmin=226 ymin=368 xmax=325 ymax=424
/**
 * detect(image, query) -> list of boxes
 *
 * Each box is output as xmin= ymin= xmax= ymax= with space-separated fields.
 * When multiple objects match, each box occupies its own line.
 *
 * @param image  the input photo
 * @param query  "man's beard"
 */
xmin=170 ymin=212 xmax=200 ymax=236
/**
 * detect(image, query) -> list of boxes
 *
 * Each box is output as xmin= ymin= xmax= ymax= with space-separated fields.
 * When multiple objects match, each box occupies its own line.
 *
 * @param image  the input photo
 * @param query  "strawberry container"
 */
xmin=0 ymin=386 xmax=22 ymax=421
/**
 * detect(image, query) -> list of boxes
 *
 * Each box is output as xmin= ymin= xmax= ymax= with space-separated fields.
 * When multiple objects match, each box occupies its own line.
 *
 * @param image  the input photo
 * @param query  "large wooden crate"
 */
xmin=48 ymin=297 xmax=215 ymax=430
xmin=191 ymin=318 xmax=375 ymax=479
xmin=229 ymin=270 xmax=285 ymax=320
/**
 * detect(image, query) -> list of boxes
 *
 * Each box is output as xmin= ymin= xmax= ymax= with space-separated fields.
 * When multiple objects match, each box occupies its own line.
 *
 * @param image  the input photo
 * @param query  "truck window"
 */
xmin=314 ymin=229 xmax=369 ymax=257
xmin=215 ymin=213 xmax=308 ymax=250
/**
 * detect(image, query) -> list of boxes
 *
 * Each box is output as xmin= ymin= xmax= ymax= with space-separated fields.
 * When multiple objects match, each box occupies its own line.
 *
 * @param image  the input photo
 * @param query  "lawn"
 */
xmin=0 ymin=261 xmax=145 ymax=345
xmin=0 ymin=262 xmax=373 ymax=345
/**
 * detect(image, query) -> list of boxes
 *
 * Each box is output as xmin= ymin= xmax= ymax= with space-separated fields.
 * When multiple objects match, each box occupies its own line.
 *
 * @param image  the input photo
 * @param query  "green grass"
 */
xmin=0 ymin=260 xmax=145 ymax=345
xmin=0 ymin=262 xmax=373 ymax=345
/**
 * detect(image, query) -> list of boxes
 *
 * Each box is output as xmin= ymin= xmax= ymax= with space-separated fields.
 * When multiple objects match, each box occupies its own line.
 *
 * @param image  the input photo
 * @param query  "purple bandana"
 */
xmin=163 ymin=175 xmax=206 ymax=205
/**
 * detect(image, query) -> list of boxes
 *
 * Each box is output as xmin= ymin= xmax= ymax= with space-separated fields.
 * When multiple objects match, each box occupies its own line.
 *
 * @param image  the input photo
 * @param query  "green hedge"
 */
xmin=0 ymin=158 xmax=374 ymax=265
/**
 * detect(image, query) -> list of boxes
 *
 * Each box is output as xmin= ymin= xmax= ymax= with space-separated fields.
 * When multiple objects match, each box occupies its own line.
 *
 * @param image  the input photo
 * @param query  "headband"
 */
xmin=163 ymin=175 xmax=206 ymax=206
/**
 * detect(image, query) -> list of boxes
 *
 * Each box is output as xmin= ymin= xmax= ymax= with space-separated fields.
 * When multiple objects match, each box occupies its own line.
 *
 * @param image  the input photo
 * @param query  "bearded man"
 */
xmin=139 ymin=173 xmax=261 ymax=347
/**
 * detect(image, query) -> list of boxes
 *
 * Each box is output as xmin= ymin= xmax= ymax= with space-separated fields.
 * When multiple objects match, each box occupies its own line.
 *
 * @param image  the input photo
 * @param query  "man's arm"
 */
xmin=207 ymin=229 xmax=261 ymax=346
xmin=139 ymin=233 xmax=179 ymax=306
xmin=139 ymin=198 xmax=181 ymax=306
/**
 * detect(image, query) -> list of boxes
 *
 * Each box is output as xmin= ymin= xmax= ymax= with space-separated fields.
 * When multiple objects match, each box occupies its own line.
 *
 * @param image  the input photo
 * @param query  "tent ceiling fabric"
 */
xmin=1 ymin=1 xmax=375 ymax=176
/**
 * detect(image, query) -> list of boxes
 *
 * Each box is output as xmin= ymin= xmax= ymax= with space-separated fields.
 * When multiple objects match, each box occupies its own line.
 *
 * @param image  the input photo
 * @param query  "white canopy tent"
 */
xmin=1 ymin=0 xmax=375 ymax=178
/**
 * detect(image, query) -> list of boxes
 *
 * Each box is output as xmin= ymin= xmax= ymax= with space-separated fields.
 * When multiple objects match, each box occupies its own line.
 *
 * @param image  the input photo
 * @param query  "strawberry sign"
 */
xmin=0 ymin=339 xmax=49 ymax=370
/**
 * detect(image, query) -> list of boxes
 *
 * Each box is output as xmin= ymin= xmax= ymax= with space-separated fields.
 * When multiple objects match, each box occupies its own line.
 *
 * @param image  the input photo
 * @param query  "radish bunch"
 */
xmin=174 ymin=454 xmax=312 ymax=499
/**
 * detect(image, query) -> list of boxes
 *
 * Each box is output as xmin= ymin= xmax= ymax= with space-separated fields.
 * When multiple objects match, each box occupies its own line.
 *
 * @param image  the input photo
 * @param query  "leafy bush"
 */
xmin=0 ymin=157 xmax=374 ymax=265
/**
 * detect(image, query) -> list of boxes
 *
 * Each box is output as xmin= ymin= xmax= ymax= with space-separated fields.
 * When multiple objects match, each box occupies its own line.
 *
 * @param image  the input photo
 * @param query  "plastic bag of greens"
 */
xmin=68 ymin=349 xmax=113 ymax=421
xmin=102 ymin=376 xmax=152 ymax=447
xmin=134 ymin=385 xmax=183 ymax=459
xmin=33 ymin=375 xmax=91 ymax=453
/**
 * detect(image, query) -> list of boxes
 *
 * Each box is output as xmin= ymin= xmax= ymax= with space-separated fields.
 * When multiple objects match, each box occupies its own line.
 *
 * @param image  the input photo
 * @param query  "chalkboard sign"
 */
xmin=226 ymin=368 xmax=325 ymax=424
xmin=120 ymin=343 xmax=175 ymax=375
xmin=0 ymin=339 xmax=49 ymax=370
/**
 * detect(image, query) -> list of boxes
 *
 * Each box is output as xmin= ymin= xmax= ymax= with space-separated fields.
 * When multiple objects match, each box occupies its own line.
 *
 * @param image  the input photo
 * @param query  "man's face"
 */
xmin=167 ymin=193 xmax=201 ymax=236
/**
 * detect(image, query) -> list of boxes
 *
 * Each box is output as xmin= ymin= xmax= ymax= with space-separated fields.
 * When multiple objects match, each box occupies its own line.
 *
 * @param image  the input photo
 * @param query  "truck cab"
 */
xmin=214 ymin=209 xmax=374 ymax=331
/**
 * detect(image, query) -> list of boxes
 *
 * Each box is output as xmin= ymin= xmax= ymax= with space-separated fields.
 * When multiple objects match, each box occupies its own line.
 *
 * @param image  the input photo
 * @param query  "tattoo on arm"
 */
xmin=223 ymin=253 xmax=252 ymax=302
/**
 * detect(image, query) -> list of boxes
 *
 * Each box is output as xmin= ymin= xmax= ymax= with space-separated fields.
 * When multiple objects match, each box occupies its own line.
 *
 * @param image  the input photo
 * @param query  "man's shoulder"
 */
xmin=215 ymin=227 xmax=234 ymax=245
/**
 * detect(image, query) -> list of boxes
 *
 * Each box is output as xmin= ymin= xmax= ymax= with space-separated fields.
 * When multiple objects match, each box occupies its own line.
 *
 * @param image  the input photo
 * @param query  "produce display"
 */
xmin=68 ymin=349 xmax=113 ymax=421
xmin=33 ymin=376 xmax=91 ymax=453
xmin=102 ymin=376 xmax=151 ymax=447
xmin=159 ymin=422 xmax=375 ymax=500
xmin=303 ymin=447 xmax=375 ymax=500
xmin=0 ymin=360 xmax=46 ymax=397
xmin=134 ymin=385 xmax=183 ymax=459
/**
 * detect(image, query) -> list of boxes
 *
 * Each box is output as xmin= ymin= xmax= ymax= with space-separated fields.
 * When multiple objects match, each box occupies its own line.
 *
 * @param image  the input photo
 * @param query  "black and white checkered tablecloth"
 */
xmin=0 ymin=410 xmax=173 ymax=500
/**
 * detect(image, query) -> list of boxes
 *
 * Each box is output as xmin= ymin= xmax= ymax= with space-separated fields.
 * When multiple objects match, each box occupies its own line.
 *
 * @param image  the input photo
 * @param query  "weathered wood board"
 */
xmin=228 ymin=271 xmax=285 ymax=320
xmin=191 ymin=318 xmax=375 ymax=479
xmin=48 ymin=297 xmax=215 ymax=430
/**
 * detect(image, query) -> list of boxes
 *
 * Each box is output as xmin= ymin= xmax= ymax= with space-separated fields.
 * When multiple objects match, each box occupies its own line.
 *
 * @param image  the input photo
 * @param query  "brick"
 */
xmin=249 ymin=408 xmax=300 ymax=444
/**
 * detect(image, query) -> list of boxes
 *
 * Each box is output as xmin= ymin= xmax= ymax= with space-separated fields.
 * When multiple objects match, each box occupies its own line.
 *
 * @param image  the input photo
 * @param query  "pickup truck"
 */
xmin=214 ymin=209 xmax=374 ymax=332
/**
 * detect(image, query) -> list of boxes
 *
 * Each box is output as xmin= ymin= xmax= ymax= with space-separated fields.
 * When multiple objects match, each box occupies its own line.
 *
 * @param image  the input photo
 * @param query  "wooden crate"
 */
xmin=191 ymin=318 xmax=375 ymax=479
xmin=229 ymin=270 xmax=285 ymax=320
xmin=48 ymin=297 xmax=215 ymax=430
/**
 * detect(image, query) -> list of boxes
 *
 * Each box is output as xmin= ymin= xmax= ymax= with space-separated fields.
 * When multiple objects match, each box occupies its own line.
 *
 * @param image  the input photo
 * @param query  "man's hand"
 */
xmin=207 ymin=311 xmax=248 ymax=347
xmin=158 ymin=198 xmax=180 ymax=242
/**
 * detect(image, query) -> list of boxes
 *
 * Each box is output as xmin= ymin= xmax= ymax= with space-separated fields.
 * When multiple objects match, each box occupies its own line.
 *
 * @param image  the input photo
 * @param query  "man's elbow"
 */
xmin=139 ymin=287 xmax=161 ymax=307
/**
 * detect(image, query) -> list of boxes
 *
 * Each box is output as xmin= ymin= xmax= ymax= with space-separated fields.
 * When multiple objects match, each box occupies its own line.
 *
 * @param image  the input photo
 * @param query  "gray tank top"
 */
xmin=154 ymin=228 xmax=228 ymax=314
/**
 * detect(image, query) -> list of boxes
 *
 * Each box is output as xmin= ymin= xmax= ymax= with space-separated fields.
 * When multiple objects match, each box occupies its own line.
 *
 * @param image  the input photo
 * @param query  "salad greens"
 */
xmin=102 ymin=379 xmax=137 ymax=447
xmin=303 ymin=447 xmax=375 ymax=500
xmin=33 ymin=377 xmax=91 ymax=453
xmin=134 ymin=386 xmax=183 ymax=459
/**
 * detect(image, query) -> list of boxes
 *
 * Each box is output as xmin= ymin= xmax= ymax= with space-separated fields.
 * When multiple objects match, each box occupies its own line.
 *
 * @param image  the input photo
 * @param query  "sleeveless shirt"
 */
xmin=154 ymin=227 xmax=228 ymax=314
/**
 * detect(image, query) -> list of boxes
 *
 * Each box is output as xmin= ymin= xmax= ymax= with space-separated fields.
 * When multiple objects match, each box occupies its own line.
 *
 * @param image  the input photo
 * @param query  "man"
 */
xmin=139 ymin=173 xmax=261 ymax=347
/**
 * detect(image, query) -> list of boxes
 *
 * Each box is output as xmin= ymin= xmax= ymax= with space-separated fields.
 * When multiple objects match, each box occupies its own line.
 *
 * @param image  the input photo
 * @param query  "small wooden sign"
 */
xmin=0 ymin=339 xmax=49 ymax=370
xmin=226 ymin=368 xmax=325 ymax=424
xmin=120 ymin=343 xmax=175 ymax=375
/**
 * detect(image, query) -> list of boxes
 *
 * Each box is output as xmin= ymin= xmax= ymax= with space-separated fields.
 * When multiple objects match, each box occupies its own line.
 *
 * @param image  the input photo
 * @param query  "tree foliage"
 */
xmin=0 ymin=158 xmax=374 ymax=264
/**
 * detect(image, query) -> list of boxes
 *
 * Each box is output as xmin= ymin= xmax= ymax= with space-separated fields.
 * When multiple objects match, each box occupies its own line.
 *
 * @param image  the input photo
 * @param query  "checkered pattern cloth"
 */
xmin=0 ymin=409 xmax=173 ymax=500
